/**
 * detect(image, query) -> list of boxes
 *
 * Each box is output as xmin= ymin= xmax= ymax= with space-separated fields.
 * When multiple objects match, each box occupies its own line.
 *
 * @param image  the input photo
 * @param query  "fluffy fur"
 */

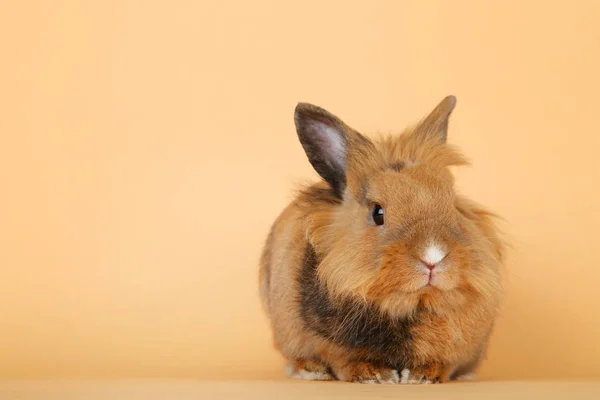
xmin=259 ymin=96 xmax=505 ymax=384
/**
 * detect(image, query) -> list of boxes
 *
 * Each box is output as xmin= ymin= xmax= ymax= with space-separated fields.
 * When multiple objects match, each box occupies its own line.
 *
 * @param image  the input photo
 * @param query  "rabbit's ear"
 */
xmin=294 ymin=103 xmax=368 ymax=198
xmin=415 ymin=95 xmax=457 ymax=144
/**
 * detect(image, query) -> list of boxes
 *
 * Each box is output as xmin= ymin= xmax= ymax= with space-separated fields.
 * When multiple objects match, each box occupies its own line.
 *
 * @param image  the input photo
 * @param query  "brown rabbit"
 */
xmin=259 ymin=96 xmax=505 ymax=384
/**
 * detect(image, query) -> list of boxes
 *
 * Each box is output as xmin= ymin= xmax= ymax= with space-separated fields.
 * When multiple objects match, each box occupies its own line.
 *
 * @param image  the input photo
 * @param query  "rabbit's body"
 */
xmin=259 ymin=97 xmax=504 ymax=384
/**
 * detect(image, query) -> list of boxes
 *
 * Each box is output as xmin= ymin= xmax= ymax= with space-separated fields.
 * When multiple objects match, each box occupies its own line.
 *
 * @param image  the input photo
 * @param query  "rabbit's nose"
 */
xmin=420 ymin=260 xmax=437 ymax=271
xmin=420 ymin=243 xmax=447 ymax=270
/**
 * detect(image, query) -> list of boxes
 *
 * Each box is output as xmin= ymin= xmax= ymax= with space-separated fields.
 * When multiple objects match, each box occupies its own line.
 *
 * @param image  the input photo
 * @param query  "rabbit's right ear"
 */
xmin=415 ymin=95 xmax=457 ymax=144
xmin=294 ymin=103 xmax=352 ymax=198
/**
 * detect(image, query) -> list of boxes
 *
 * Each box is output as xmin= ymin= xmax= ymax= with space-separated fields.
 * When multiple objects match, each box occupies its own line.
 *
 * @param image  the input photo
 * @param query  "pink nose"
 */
xmin=421 ymin=260 xmax=436 ymax=271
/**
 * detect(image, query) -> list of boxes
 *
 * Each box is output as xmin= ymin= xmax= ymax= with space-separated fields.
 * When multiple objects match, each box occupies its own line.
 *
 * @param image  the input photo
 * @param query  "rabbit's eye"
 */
xmin=372 ymin=204 xmax=384 ymax=226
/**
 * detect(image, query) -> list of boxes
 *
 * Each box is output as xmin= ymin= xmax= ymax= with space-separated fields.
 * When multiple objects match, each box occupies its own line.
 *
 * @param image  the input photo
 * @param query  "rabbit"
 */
xmin=258 ymin=96 xmax=505 ymax=384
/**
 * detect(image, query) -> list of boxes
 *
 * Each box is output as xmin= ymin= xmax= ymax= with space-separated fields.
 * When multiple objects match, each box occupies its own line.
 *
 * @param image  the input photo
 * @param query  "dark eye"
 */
xmin=372 ymin=204 xmax=384 ymax=226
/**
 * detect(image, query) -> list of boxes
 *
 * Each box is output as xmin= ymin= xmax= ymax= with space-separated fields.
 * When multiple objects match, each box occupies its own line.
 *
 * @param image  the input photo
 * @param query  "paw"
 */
xmin=336 ymin=362 xmax=400 ymax=384
xmin=399 ymin=368 xmax=434 ymax=384
xmin=285 ymin=360 xmax=333 ymax=381
xmin=398 ymin=364 xmax=447 ymax=384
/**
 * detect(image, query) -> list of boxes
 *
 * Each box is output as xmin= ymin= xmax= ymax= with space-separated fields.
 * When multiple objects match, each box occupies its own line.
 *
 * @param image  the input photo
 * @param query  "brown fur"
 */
xmin=259 ymin=96 xmax=505 ymax=384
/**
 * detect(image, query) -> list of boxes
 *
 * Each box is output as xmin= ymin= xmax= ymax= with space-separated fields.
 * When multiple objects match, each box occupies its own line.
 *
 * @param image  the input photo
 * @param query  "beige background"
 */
xmin=1 ymin=0 xmax=599 ymax=381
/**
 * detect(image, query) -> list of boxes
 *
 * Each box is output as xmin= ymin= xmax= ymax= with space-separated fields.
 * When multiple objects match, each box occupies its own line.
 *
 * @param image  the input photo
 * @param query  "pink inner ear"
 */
xmin=309 ymin=120 xmax=346 ymax=169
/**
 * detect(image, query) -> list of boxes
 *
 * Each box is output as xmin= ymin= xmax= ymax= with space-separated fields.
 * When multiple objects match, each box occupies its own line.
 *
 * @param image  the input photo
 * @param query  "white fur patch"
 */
xmin=389 ymin=369 xmax=401 ymax=384
xmin=284 ymin=363 xmax=332 ymax=381
xmin=400 ymin=368 xmax=410 ymax=384
xmin=399 ymin=368 xmax=431 ymax=384
xmin=422 ymin=243 xmax=446 ymax=266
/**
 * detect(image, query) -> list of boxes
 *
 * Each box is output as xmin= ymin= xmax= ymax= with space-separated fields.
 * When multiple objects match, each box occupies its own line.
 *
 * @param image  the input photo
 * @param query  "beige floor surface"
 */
xmin=1 ymin=380 xmax=599 ymax=400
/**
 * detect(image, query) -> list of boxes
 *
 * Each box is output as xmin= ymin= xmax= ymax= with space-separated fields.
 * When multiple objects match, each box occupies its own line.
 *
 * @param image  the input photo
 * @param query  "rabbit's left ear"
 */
xmin=294 ymin=103 xmax=352 ymax=198
xmin=415 ymin=95 xmax=457 ymax=144
xmin=294 ymin=103 xmax=373 ymax=199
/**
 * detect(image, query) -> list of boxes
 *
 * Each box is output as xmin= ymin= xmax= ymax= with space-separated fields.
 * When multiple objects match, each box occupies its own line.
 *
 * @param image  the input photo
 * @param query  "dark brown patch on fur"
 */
xmin=389 ymin=161 xmax=405 ymax=172
xmin=298 ymin=243 xmax=416 ymax=368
